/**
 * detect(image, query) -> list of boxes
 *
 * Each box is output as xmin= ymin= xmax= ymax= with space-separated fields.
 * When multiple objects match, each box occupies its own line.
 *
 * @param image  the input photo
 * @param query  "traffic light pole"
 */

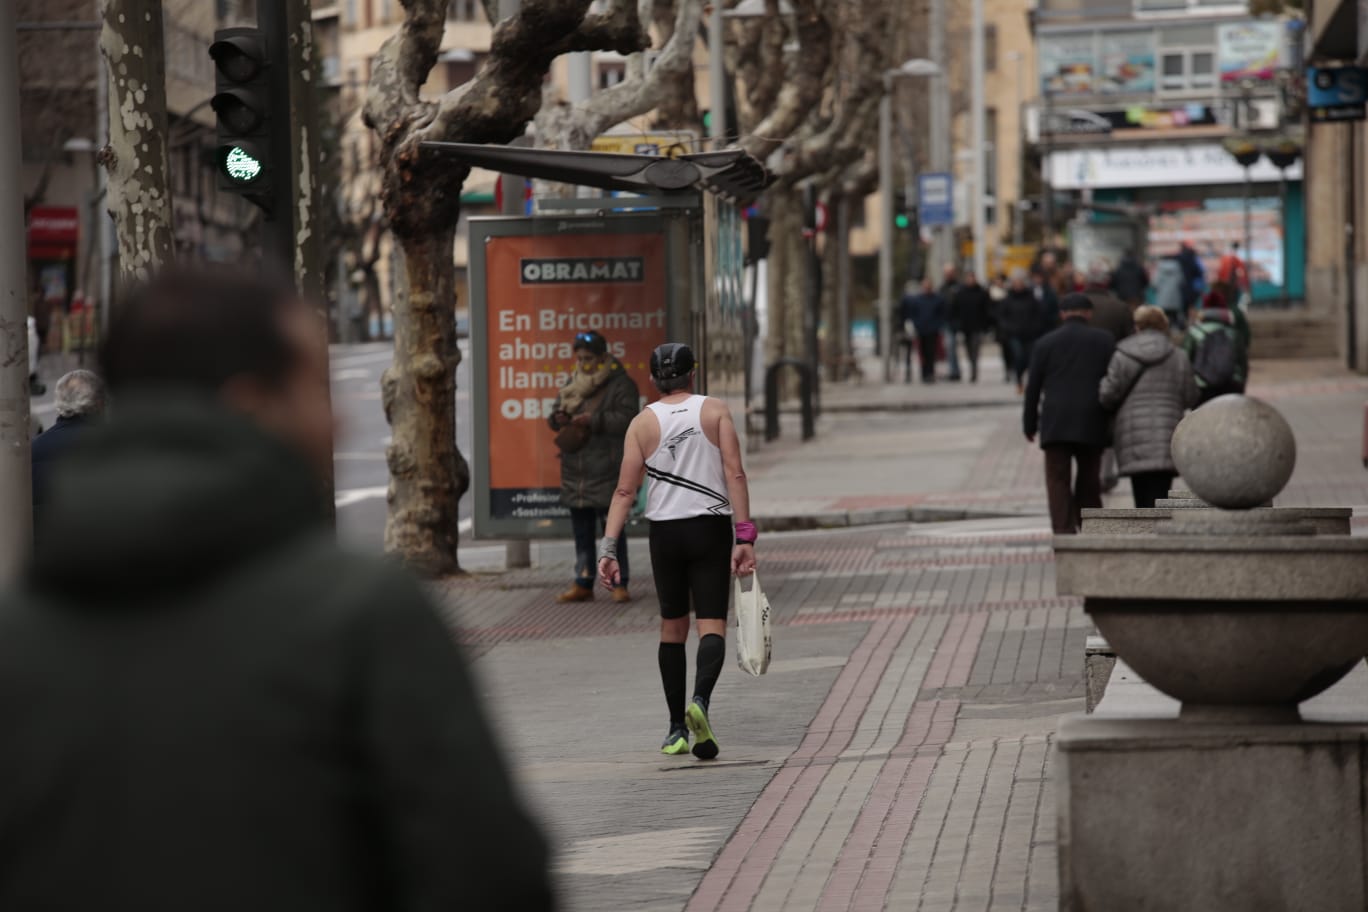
xmin=878 ymin=83 xmax=895 ymax=383
xmin=254 ymin=0 xmax=296 ymax=278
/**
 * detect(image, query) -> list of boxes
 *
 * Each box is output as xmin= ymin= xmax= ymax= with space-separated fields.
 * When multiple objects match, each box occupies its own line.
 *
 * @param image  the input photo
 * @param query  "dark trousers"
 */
xmin=570 ymin=506 xmax=628 ymax=587
xmin=962 ymin=331 xmax=983 ymax=381
xmin=918 ymin=334 xmax=937 ymax=382
xmin=901 ymin=339 xmax=915 ymax=383
xmin=1043 ymin=444 xmax=1104 ymax=534
xmin=1007 ymin=336 xmax=1033 ymax=385
xmin=1130 ymin=471 xmax=1175 ymax=509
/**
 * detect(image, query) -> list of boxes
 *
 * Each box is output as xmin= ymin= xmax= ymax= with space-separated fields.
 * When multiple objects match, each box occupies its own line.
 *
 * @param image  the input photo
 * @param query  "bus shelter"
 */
xmin=422 ymin=142 xmax=769 ymax=541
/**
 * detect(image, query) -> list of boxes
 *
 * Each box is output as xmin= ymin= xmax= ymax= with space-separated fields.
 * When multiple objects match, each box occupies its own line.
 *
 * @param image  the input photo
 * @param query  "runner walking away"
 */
xmin=598 ymin=342 xmax=756 ymax=760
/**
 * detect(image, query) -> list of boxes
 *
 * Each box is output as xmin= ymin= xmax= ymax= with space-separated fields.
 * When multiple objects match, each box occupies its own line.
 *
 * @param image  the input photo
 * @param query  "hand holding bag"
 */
xmin=734 ymin=571 xmax=772 ymax=676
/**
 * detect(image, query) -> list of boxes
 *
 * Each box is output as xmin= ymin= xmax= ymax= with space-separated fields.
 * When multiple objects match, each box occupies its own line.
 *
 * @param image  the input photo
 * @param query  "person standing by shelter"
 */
xmin=548 ymin=330 xmax=640 ymax=603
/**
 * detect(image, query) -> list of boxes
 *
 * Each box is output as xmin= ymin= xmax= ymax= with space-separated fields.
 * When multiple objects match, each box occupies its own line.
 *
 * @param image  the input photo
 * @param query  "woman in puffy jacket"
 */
xmin=1098 ymin=305 xmax=1199 ymax=508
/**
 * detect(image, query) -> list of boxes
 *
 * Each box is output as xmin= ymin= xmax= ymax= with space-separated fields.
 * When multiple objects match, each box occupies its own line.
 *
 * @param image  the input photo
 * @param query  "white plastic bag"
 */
xmin=734 ymin=572 xmax=772 ymax=676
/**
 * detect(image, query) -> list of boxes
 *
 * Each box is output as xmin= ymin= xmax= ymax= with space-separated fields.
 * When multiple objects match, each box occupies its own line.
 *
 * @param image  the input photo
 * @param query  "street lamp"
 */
xmin=880 ymin=58 xmax=941 ymax=383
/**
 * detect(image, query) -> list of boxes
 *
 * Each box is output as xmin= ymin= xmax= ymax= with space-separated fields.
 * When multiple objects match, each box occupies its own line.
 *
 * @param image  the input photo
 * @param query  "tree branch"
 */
xmin=738 ymin=0 xmax=832 ymax=162
xmin=362 ymin=0 xmax=449 ymax=138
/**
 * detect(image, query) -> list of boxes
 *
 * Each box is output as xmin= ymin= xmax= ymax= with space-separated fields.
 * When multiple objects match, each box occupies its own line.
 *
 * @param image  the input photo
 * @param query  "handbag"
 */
xmin=734 ymin=571 xmax=772 ymax=676
xmin=553 ymin=384 xmax=608 ymax=454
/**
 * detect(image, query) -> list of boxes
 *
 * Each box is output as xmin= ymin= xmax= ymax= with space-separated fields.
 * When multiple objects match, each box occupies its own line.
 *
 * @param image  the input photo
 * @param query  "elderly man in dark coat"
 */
xmin=30 ymin=369 xmax=105 ymax=531
xmin=1023 ymin=293 xmax=1117 ymax=534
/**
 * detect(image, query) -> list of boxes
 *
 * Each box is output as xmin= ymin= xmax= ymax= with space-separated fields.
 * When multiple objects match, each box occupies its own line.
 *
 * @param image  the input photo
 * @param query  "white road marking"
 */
xmin=557 ymin=826 xmax=728 ymax=876
xmin=330 ymin=368 xmax=374 ymax=381
xmin=335 ymin=485 xmax=387 ymax=508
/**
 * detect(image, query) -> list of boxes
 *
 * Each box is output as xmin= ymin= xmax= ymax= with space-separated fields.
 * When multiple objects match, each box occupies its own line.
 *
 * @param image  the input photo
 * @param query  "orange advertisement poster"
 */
xmin=483 ymin=231 xmax=667 ymax=521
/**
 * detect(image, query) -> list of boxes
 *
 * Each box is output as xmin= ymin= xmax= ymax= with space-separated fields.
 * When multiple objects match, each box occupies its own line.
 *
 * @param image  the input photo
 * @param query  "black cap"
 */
xmin=1060 ymin=292 xmax=1093 ymax=312
xmin=572 ymin=330 xmax=608 ymax=355
xmin=650 ymin=342 xmax=695 ymax=380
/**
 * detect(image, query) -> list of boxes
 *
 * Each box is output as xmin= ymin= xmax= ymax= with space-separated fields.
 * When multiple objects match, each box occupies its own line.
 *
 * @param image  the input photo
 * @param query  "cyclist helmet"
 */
xmin=649 ymin=342 xmax=695 ymax=381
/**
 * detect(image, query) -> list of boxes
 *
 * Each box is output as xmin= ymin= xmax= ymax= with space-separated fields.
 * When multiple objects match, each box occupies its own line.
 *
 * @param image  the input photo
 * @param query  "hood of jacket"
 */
xmin=29 ymin=393 xmax=329 ymax=600
xmin=1116 ymin=329 xmax=1175 ymax=366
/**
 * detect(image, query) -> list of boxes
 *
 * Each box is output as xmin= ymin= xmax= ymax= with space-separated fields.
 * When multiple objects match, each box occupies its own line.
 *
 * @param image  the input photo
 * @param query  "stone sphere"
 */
xmin=1171 ymin=395 xmax=1296 ymax=509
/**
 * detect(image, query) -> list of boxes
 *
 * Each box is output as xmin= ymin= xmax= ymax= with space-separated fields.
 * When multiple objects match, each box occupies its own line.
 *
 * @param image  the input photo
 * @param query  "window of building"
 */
xmin=345 ymin=0 xmax=357 ymax=24
xmin=984 ymin=24 xmax=997 ymax=73
xmin=598 ymin=60 xmax=626 ymax=90
xmin=379 ymin=0 xmax=391 ymax=24
xmin=443 ymin=50 xmax=485 ymax=90
xmin=1156 ymin=23 xmax=1216 ymax=95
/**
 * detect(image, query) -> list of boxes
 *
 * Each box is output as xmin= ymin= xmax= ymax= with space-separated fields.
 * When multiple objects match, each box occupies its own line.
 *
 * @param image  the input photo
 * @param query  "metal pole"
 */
xmin=1042 ymin=89 xmax=1054 ymax=248
xmin=1279 ymin=168 xmax=1289 ymax=308
xmin=0 ymin=0 xmax=33 ymax=581
xmin=1347 ymin=126 xmax=1357 ymax=371
xmin=835 ymin=193 xmax=851 ymax=378
xmin=498 ymin=0 xmax=531 ymax=569
xmin=970 ymin=0 xmax=986 ymax=281
xmin=929 ymin=0 xmax=951 ymax=272
xmin=879 ymin=86 xmax=894 ymax=383
xmin=1012 ymin=52 xmax=1023 ymax=246
xmin=1243 ymin=164 xmax=1252 ymax=294
xmin=708 ymin=1 xmax=726 ymax=149
xmin=96 ymin=52 xmax=113 ymax=336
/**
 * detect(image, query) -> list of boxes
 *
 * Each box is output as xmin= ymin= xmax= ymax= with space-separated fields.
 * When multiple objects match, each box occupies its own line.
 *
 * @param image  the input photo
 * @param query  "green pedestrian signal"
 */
xmin=210 ymin=27 xmax=274 ymax=207
xmin=894 ymin=213 xmax=910 ymax=229
xmin=223 ymin=146 xmax=263 ymax=183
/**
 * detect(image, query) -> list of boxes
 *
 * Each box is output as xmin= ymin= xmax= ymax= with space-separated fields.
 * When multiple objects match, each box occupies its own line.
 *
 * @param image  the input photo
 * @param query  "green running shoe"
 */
xmin=685 ymin=698 xmax=719 ymax=760
xmin=661 ymin=725 xmax=690 ymax=755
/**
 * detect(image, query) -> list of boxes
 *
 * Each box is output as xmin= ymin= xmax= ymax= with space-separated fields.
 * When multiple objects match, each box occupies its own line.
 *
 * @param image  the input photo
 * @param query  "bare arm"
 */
xmin=717 ymin=405 xmax=756 ymax=576
xmin=598 ymin=413 xmax=649 ymax=587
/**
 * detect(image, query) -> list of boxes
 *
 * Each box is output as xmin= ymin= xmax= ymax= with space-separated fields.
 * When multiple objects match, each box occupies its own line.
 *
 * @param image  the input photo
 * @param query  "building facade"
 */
xmin=1029 ymin=0 xmax=1304 ymax=308
xmin=1306 ymin=0 xmax=1368 ymax=368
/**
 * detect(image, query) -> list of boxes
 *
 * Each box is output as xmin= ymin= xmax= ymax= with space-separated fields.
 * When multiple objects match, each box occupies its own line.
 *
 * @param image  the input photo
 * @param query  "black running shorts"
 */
xmin=648 ymin=515 xmax=733 ymax=620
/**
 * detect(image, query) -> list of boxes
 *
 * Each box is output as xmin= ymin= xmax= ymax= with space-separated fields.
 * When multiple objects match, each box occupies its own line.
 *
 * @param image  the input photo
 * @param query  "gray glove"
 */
xmin=597 ymin=536 xmax=618 ymax=562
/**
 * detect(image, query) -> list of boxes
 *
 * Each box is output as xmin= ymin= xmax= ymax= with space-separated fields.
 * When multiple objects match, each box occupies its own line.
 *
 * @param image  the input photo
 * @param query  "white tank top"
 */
xmin=644 ymin=394 xmax=733 ymax=521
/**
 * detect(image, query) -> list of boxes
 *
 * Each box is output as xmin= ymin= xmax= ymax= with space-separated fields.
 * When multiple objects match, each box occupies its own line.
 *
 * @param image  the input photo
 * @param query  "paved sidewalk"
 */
xmin=438 ymin=360 xmax=1368 ymax=911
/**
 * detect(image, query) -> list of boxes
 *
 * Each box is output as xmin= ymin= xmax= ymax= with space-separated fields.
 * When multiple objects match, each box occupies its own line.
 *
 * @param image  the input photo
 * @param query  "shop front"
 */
xmin=26 ymin=205 xmax=80 ymax=348
xmin=1049 ymin=142 xmax=1305 ymax=305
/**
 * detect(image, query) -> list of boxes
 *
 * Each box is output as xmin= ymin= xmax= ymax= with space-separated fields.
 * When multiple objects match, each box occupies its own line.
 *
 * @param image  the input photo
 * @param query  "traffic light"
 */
xmin=210 ymin=27 xmax=272 ymax=207
xmin=893 ymin=190 xmax=912 ymax=229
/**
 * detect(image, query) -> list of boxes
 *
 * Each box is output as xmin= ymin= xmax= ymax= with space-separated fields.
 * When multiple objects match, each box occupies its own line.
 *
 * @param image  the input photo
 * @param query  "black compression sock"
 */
xmin=693 ymin=633 xmax=726 ymax=709
xmin=659 ymin=642 xmax=687 ymax=727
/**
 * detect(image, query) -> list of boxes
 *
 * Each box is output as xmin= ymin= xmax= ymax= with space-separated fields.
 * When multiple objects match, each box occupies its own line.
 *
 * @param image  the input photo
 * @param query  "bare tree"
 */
xmin=533 ymin=0 xmax=702 ymax=183
xmin=97 ymin=0 xmax=175 ymax=282
xmin=363 ymin=0 xmax=649 ymax=576
xmin=648 ymin=0 xmax=701 ymax=130
xmin=17 ymin=0 xmax=100 ymax=216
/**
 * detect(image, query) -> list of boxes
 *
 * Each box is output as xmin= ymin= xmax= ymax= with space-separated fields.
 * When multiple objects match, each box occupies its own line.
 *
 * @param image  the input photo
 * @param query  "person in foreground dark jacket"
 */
xmin=1023 ymin=293 xmax=1117 ymax=534
xmin=0 ymin=267 xmax=554 ymax=912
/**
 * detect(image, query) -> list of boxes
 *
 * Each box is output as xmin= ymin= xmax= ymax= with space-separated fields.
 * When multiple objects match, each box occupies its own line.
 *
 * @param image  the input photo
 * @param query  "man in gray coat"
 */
xmin=1099 ymin=305 xmax=1200 ymax=507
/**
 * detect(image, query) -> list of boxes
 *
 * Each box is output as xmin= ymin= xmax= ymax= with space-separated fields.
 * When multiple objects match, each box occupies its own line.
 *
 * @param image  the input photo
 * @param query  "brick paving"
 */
xmin=437 ymin=359 xmax=1368 ymax=911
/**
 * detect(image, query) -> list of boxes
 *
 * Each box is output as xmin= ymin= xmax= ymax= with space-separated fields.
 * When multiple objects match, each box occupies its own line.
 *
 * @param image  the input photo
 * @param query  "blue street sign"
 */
xmin=1308 ymin=66 xmax=1368 ymax=122
xmin=918 ymin=172 xmax=954 ymax=227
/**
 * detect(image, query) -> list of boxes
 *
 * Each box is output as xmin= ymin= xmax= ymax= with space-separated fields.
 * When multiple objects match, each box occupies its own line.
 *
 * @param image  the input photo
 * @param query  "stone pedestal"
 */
xmin=1080 ymin=507 xmax=1351 ymax=536
xmin=1058 ymin=662 xmax=1368 ymax=911
xmin=1057 ymin=714 xmax=1368 ymax=912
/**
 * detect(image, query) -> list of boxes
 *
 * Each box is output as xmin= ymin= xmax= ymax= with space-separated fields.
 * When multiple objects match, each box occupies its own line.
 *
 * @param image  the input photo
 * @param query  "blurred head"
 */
xmin=1086 ymin=260 xmax=1111 ymax=287
xmin=921 ymin=277 xmax=935 ymax=293
xmin=1039 ymin=251 xmax=1057 ymax=273
xmin=963 ymin=272 xmax=979 ymax=287
xmin=942 ymin=263 xmax=958 ymax=283
xmin=1201 ymin=288 xmax=1229 ymax=312
xmin=1009 ymin=267 xmax=1028 ymax=291
xmin=54 ymin=370 xmax=106 ymax=420
xmin=1133 ymin=305 xmax=1169 ymax=334
xmin=649 ymin=342 xmax=695 ymax=394
xmin=1231 ymin=241 xmax=1241 ymax=252
xmin=1060 ymin=292 xmax=1094 ymax=319
xmin=572 ymin=330 xmax=609 ymax=371
xmin=100 ymin=266 xmax=333 ymax=476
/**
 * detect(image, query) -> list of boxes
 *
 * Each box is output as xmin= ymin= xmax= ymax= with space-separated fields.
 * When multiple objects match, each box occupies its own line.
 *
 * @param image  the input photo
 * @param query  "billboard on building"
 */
xmin=1099 ymin=32 xmax=1156 ymax=94
xmin=469 ymin=217 xmax=671 ymax=538
xmin=1039 ymin=34 xmax=1096 ymax=95
xmin=1218 ymin=22 xmax=1284 ymax=83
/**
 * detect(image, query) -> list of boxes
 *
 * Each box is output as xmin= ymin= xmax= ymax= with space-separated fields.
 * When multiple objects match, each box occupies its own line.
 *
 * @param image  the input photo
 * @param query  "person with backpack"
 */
xmin=1099 ymin=306 xmax=1200 ymax=508
xmin=1183 ymin=289 xmax=1248 ymax=404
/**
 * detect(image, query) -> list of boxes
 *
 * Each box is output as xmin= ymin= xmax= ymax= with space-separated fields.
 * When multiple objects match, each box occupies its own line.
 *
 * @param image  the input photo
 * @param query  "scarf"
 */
xmin=559 ymin=358 xmax=615 ymax=414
